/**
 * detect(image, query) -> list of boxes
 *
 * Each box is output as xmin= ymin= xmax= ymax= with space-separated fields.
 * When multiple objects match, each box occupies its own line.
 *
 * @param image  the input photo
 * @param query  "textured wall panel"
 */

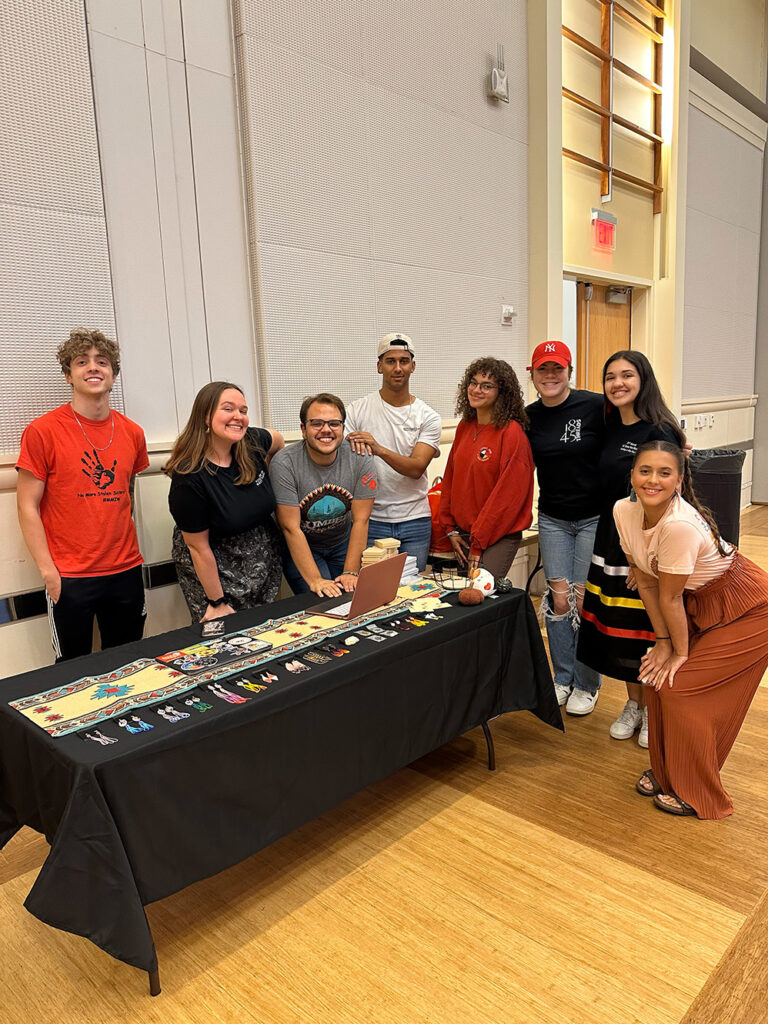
xmin=239 ymin=39 xmax=373 ymax=257
xmin=367 ymin=87 xmax=528 ymax=280
xmin=683 ymin=107 xmax=763 ymax=401
xmin=0 ymin=0 xmax=119 ymax=453
xmin=234 ymin=0 xmax=529 ymax=430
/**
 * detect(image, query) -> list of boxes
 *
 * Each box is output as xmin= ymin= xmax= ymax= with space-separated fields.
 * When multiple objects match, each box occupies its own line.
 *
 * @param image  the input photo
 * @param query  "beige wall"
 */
xmin=691 ymin=0 xmax=768 ymax=100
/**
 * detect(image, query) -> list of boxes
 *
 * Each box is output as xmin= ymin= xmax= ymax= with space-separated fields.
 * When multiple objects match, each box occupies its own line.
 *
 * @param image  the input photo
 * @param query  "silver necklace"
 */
xmin=71 ymin=406 xmax=115 ymax=451
xmin=379 ymin=394 xmax=416 ymax=432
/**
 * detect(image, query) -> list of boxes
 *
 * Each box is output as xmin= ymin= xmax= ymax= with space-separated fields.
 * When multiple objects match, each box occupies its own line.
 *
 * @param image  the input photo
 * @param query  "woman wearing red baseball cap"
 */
xmin=526 ymin=341 xmax=605 ymax=717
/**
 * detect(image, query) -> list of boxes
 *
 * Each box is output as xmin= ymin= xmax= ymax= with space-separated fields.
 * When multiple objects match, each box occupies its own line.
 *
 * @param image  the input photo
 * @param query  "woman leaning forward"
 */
xmin=615 ymin=441 xmax=768 ymax=819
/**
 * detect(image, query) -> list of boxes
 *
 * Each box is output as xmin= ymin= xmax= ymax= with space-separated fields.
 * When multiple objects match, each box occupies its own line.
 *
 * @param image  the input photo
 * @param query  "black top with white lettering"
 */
xmin=168 ymin=427 xmax=276 ymax=539
xmin=598 ymin=417 xmax=678 ymax=513
xmin=526 ymin=390 xmax=605 ymax=520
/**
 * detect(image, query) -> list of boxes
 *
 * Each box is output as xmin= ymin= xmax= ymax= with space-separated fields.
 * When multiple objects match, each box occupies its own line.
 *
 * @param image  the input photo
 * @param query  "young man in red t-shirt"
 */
xmin=16 ymin=328 xmax=150 ymax=661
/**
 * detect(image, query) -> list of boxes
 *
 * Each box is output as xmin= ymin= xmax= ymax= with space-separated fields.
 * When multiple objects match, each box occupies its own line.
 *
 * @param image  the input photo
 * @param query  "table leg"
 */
xmin=148 ymin=968 xmax=161 ymax=996
xmin=481 ymin=721 xmax=495 ymax=771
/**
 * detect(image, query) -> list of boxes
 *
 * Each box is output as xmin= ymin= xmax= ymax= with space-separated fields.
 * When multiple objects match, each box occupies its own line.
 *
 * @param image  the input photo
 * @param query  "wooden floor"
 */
xmin=2 ymin=508 xmax=768 ymax=1023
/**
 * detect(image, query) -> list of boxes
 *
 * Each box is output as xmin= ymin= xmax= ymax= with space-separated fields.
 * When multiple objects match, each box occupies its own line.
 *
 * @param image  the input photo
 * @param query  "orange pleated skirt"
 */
xmin=646 ymin=552 xmax=768 ymax=819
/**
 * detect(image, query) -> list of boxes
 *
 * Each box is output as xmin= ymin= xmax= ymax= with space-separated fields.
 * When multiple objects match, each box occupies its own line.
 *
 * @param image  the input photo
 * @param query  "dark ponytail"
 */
xmin=633 ymin=441 xmax=730 ymax=557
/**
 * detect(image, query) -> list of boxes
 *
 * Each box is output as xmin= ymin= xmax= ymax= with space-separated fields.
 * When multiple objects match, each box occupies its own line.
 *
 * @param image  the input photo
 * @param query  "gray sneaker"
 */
xmin=610 ymin=699 xmax=642 ymax=740
xmin=566 ymin=688 xmax=598 ymax=716
xmin=638 ymin=705 xmax=649 ymax=748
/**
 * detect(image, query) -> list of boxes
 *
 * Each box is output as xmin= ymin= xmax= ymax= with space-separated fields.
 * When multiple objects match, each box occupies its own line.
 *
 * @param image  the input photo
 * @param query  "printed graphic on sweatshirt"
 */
xmin=299 ymin=483 xmax=353 ymax=536
xmin=559 ymin=419 xmax=582 ymax=444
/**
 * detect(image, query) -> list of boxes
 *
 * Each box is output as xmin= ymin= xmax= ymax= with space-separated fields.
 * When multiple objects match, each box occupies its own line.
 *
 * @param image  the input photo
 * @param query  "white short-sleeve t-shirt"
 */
xmin=346 ymin=392 xmax=441 ymax=522
xmin=614 ymin=495 xmax=733 ymax=589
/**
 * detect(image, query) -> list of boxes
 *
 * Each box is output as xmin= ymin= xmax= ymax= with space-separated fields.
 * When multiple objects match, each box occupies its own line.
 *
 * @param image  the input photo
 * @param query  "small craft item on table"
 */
xmin=156 ymin=634 xmax=272 ymax=674
xmin=361 ymin=537 xmax=401 ymax=568
xmin=9 ymin=659 xmax=191 ymax=737
xmin=459 ymin=568 xmax=497 ymax=606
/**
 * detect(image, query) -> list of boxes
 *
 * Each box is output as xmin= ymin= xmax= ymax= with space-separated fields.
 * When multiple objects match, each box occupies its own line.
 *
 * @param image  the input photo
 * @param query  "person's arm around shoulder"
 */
xmin=17 ymin=470 xmax=61 ymax=602
xmin=265 ymin=429 xmax=284 ymax=464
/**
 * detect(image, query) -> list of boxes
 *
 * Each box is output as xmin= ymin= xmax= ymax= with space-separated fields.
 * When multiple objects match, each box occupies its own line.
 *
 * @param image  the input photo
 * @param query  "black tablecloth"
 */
xmin=0 ymin=588 xmax=559 ymax=973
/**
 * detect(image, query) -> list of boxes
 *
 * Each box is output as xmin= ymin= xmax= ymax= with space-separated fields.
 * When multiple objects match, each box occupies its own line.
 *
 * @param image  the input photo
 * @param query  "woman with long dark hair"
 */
xmin=165 ymin=381 xmax=284 ymax=621
xmin=438 ymin=357 xmax=534 ymax=579
xmin=615 ymin=441 xmax=768 ymax=818
xmin=577 ymin=351 xmax=685 ymax=746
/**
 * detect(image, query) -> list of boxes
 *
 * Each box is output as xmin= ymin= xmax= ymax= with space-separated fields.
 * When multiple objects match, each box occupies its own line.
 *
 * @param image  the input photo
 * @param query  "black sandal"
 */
xmin=653 ymin=791 xmax=697 ymax=817
xmin=635 ymin=769 xmax=661 ymax=797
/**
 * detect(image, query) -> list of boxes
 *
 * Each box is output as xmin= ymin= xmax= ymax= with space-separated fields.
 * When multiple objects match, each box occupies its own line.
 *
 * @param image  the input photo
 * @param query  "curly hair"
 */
xmin=57 ymin=328 xmax=120 ymax=377
xmin=455 ymin=357 xmax=529 ymax=430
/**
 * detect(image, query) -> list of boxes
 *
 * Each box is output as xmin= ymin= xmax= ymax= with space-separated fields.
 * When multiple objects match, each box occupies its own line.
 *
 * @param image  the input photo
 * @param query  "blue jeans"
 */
xmin=281 ymin=537 xmax=349 ymax=595
xmin=538 ymin=513 xmax=601 ymax=693
xmin=367 ymin=516 xmax=432 ymax=572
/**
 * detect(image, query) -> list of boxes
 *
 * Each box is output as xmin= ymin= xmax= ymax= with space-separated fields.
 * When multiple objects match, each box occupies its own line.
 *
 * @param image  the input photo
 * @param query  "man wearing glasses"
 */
xmin=346 ymin=334 xmax=441 ymax=571
xmin=270 ymin=393 xmax=377 ymax=597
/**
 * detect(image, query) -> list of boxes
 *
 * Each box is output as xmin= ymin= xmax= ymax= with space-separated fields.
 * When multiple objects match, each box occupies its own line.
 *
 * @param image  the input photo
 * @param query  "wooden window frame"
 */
xmin=562 ymin=0 xmax=665 ymax=214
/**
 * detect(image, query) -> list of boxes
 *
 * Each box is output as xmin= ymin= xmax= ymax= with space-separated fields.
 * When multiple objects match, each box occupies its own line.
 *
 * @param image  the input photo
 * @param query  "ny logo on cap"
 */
xmin=545 ymin=343 xmax=556 ymax=352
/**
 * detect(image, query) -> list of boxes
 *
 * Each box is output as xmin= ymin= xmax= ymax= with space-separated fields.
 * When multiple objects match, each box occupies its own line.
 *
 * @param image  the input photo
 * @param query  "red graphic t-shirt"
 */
xmin=16 ymin=404 xmax=149 ymax=577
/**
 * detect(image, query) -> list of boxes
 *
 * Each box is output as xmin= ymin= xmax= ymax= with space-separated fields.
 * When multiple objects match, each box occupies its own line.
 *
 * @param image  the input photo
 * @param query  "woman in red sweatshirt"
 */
xmin=438 ymin=357 xmax=534 ymax=579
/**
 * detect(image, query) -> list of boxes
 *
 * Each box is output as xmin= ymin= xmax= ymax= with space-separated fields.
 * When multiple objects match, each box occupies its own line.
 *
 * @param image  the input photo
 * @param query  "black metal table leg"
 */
xmin=148 ymin=968 xmax=161 ymax=996
xmin=481 ymin=721 xmax=496 ymax=771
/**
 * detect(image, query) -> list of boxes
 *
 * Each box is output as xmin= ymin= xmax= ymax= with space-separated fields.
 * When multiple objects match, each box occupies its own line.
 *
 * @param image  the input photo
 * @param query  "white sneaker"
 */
xmin=638 ymin=705 xmax=649 ymax=748
xmin=554 ymin=683 xmax=573 ymax=706
xmin=610 ymin=699 xmax=642 ymax=740
xmin=566 ymin=688 xmax=598 ymax=716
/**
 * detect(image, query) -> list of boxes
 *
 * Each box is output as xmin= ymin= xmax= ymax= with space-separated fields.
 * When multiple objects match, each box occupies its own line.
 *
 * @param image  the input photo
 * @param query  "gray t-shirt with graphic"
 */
xmin=270 ymin=442 xmax=377 ymax=549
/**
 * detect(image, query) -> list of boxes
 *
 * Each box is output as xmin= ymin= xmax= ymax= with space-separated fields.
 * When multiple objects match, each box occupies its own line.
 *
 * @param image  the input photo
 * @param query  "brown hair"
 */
xmin=299 ymin=392 xmax=346 ymax=425
xmin=57 ymin=328 xmax=120 ymax=377
xmin=164 ymin=381 xmax=262 ymax=485
xmin=633 ymin=441 xmax=730 ymax=557
xmin=455 ymin=357 xmax=529 ymax=430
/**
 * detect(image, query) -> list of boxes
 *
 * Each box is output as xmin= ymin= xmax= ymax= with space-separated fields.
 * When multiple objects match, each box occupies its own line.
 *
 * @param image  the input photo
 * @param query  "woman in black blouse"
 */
xmin=165 ymin=381 xmax=284 ymax=622
xmin=577 ymin=351 xmax=685 ymax=747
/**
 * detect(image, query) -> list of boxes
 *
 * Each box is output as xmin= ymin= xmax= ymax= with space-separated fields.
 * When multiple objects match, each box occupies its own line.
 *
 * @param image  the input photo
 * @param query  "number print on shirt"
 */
xmin=559 ymin=419 xmax=582 ymax=444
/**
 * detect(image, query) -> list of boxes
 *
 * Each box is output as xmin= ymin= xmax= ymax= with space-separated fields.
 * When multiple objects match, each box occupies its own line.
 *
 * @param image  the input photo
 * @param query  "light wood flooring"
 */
xmin=2 ymin=508 xmax=768 ymax=1023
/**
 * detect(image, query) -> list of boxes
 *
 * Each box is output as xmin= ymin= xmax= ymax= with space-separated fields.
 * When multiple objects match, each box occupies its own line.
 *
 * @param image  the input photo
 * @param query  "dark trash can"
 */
xmin=689 ymin=448 xmax=746 ymax=547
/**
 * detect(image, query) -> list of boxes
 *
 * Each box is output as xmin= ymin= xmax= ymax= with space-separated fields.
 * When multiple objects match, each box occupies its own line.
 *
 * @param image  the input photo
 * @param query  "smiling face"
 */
xmin=208 ymin=388 xmax=249 ymax=446
xmin=532 ymin=361 xmax=571 ymax=405
xmin=604 ymin=358 xmax=641 ymax=412
xmin=631 ymin=450 xmax=683 ymax=514
xmin=301 ymin=401 xmax=344 ymax=457
xmin=64 ymin=346 xmax=115 ymax=400
xmin=466 ymin=371 xmax=499 ymax=414
xmin=378 ymin=351 xmax=414 ymax=392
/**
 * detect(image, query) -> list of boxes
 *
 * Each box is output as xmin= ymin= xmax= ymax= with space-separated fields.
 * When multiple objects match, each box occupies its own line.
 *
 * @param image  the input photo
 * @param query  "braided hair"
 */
xmin=633 ymin=441 xmax=730 ymax=557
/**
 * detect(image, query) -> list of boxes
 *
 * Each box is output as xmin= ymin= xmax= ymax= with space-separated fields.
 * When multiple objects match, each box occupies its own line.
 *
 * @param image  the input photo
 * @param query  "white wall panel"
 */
xmin=141 ymin=0 xmax=185 ymax=59
xmin=186 ymin=65 xmax=258 ymax=398
xmin=367 ymin=87 xmax=528 ymax=280
xmin=86 ymin=0 xmax=144 ymax=45
xmin=682 ymin=106 xmax=764 ymax=402
xmin=239 ymin=40 xmax=373 ymax=257
xmin=234 ymin=0 xmax=529 ymax=431
xmin=0 ymin=0 xmax=120 ymax=455
xmin=180 ymin=0 xmax=234 ymax=74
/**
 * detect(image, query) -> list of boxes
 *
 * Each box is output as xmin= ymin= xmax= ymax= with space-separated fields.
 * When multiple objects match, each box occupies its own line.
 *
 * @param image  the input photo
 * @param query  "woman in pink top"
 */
xmin=613 ymin=440 xmax=768 ymax=818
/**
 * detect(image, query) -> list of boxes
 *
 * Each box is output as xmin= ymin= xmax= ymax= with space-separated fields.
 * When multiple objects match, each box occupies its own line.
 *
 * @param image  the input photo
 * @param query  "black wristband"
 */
xmin=207 ymin=594 xmax=229 ymax=608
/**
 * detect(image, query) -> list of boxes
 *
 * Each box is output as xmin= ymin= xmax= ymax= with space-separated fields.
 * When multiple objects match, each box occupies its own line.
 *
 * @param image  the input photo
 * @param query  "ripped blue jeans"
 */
xmin=538 ymin=513 xmax=601 ymax=694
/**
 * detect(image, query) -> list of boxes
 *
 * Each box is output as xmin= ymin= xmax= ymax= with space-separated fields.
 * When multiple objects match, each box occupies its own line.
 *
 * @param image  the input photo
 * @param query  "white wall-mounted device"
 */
xmin=488 ymin=44 xmax=509 ymax=103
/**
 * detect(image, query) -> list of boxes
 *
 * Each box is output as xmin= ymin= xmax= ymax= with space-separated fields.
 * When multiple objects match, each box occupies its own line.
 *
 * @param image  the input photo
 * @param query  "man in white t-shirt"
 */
xmin=346 ymin=333 xmax=441 ymax=570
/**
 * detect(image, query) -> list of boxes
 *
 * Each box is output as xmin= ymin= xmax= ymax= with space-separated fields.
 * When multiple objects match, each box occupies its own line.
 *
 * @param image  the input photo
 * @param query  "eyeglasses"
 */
xmin=468 ymin=380 xmax=497 ymax=393
xmin=306 ymin=418 xmax=344 ymax=430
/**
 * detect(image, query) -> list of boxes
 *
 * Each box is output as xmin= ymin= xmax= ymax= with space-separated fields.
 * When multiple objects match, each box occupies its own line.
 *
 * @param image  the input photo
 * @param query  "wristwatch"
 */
xmin=207 ymin=594 xmax=230 ymax=607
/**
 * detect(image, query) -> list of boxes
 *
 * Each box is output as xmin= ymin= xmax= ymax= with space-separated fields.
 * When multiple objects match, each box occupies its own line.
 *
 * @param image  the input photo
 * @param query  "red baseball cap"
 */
xmin=527 ymin=340 xmax=572 ymax=371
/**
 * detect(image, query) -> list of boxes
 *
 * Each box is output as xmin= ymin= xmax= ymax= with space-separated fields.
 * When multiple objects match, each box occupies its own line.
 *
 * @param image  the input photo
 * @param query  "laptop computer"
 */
xmin=307 ymin=552 xmax=407 ymax=619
